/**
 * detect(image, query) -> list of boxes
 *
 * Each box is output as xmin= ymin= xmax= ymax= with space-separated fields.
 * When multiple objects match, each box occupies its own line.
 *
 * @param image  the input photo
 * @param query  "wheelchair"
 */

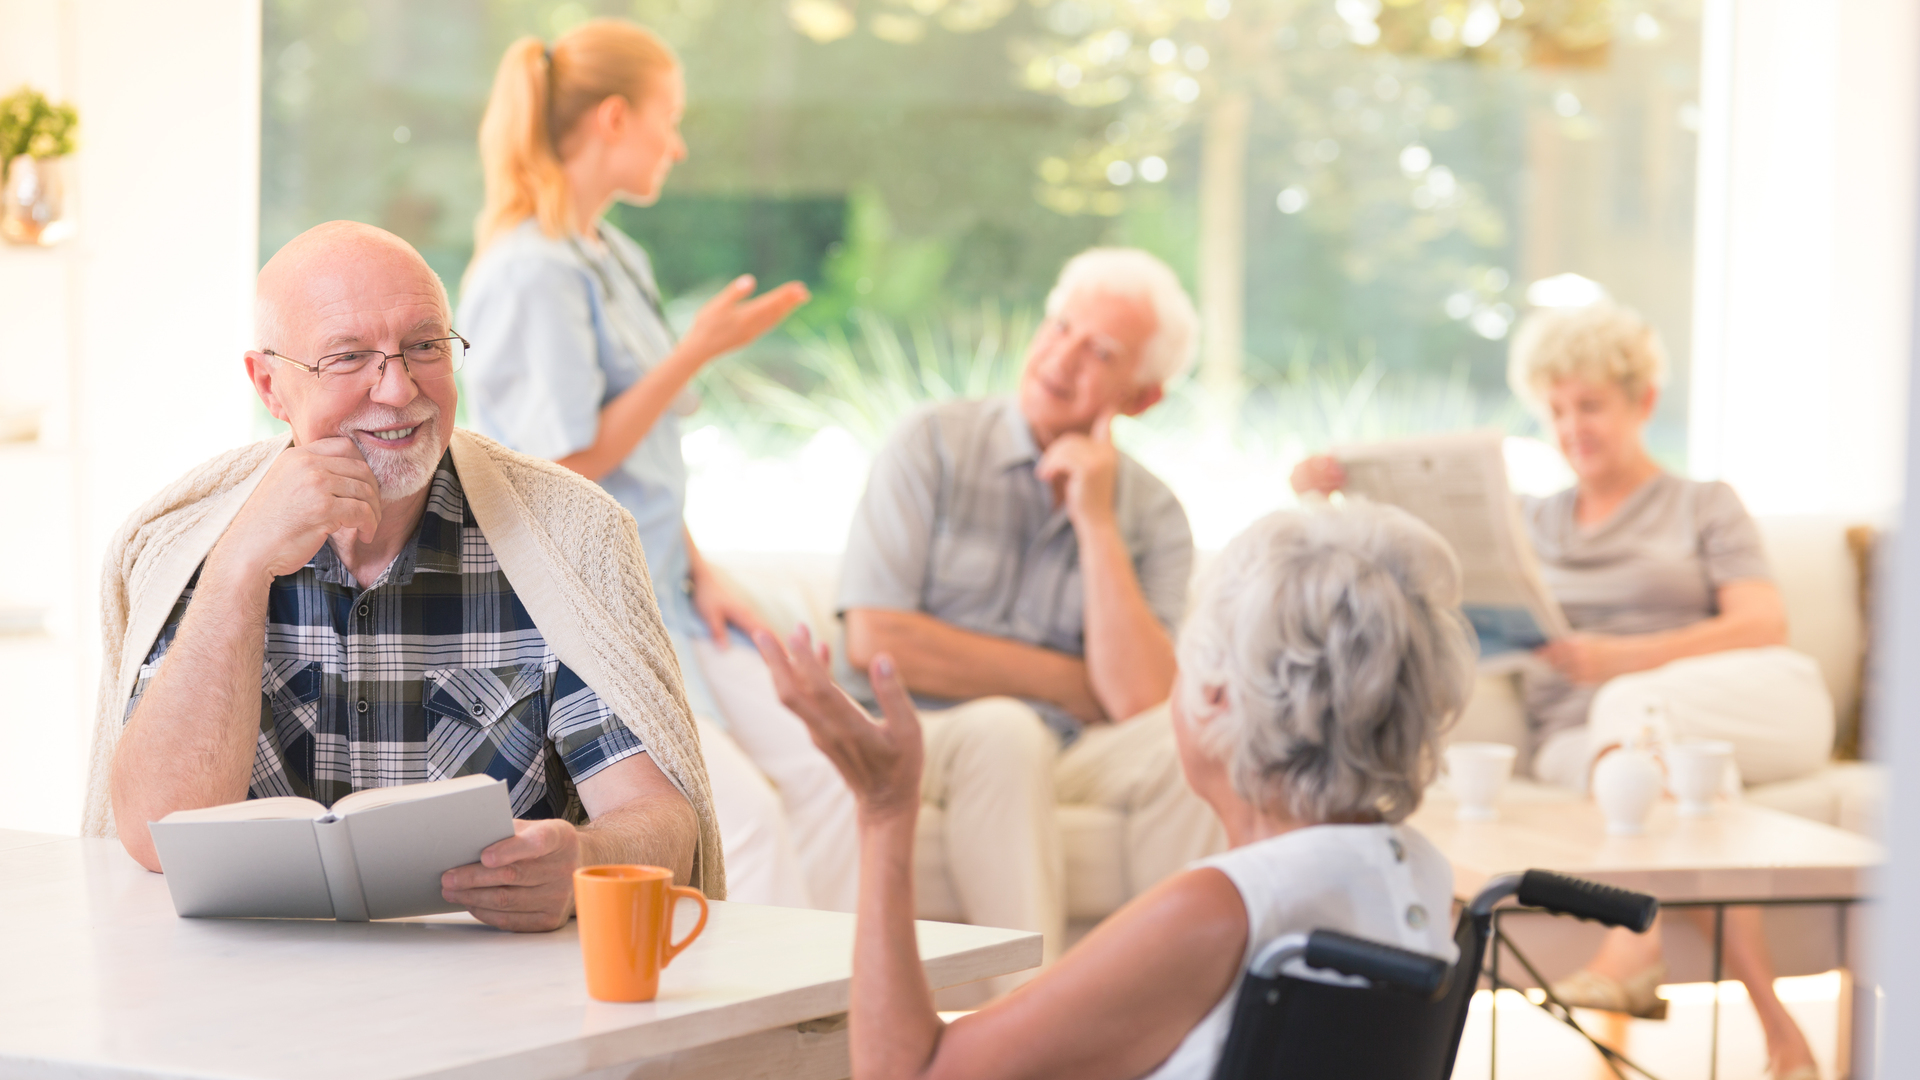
xmin=1211 ymin=869 xmax=1660 ymax=1080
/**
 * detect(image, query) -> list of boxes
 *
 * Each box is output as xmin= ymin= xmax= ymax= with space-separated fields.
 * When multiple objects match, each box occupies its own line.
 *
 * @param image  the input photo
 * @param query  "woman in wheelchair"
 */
xmin=753 ymin=501 xmax=1476 ymax=1080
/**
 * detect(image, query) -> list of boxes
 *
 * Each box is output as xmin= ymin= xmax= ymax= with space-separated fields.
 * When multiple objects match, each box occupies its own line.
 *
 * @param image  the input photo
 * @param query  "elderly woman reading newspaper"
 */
xmin=752 ymin=501 xmax=1470 ymax=1080
xmin=1292 ymin=301 xmax=1830 ymax=1080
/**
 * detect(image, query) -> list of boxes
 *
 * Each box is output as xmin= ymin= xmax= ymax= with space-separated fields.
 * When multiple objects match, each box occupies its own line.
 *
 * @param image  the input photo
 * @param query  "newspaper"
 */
xmin=1333 ymin=429 xmax=1568 ymax=659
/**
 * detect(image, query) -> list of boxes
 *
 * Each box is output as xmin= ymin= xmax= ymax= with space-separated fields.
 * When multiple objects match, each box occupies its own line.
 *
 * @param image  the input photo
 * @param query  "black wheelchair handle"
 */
xmin=1302 ymin=930 xmax=1449 ymax=999
xmin=1515 ymin=870 xmax=1658 ymax=932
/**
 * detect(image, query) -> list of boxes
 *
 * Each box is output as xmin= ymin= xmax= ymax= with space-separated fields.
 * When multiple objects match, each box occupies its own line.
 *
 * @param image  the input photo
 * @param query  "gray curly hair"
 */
xmin=1176 ymin=502 xmax=1476 ymax=823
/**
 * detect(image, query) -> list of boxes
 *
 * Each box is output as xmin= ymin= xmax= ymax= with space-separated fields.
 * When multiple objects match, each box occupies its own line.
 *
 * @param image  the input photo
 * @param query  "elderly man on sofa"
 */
xmin=87 ymin=221 xmax=722 ymax=929
xmin=836 ymin=247 xmax=1225 ymax=971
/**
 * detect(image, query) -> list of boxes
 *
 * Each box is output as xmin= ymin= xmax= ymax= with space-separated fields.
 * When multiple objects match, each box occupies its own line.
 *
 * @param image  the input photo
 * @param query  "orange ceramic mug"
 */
xmin=573 ymin=865 xmax=709 ymax=1002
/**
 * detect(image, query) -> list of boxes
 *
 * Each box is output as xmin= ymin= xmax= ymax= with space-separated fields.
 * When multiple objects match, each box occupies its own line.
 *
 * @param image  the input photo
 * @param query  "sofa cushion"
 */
xmin=1451 ymin=672 xmax=1528 ymax=748
xmin=1745 ymin=761 xmax=1885 ymax=837
xmin=1754 ymin=515 xmax=1868 ymax=726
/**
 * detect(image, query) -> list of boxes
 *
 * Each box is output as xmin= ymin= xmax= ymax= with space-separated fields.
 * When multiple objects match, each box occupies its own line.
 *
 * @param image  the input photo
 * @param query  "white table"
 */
xmin=0 ymin=831 xmax=1041 ymax=1079
xmin=1410 ymin=784 xmax=1883 ymax=903
xmin=1410 ymin=786 xmax=1884 ymax=1079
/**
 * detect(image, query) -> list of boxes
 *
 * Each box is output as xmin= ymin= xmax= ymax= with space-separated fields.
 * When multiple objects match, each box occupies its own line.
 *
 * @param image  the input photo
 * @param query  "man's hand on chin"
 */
xmin=1035 ymin=408 xmax=1121 ymax=530
xmin=441 ymin=818 xmax=583 ymax=932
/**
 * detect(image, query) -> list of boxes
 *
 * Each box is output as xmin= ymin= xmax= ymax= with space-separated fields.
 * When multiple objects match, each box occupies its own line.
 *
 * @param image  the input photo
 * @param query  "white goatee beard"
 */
xmin=339 ymin=403 xmax=442 ymax=500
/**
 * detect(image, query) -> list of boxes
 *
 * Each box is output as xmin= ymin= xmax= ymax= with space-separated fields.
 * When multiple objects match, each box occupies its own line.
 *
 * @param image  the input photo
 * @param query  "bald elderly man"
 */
xmin=92 ymin=221 xmax=721 ymax=929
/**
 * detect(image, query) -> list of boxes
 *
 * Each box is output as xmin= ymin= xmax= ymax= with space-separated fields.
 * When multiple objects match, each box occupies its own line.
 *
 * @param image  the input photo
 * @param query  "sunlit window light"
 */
xmin=1525 ymin=272 xmax=1608 ymax=308
xmin=1460 ymin=0 xmax=1501 ymax=48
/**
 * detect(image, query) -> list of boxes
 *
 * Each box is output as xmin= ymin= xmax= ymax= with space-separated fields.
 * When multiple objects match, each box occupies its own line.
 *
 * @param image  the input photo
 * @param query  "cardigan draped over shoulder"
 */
xmin=82 ymin=428 xmax=725 ymax=899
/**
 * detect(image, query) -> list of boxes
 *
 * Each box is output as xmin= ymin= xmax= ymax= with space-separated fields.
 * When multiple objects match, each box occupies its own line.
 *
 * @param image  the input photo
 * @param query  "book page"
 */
xmin=156 ymin=796 xmax=328 ymax=824
xmin=328 ymin=773 xmax=502 ymax=817
xmin=344 ymin=778 xmax=514 ymax=920
xmin=1334 ymin=430 xmax=1568 ymax=655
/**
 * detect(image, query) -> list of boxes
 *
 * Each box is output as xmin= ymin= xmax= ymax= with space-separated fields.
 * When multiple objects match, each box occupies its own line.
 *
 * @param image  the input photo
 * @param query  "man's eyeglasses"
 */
xmin=262 ymin=333 xmax=469 ymax=393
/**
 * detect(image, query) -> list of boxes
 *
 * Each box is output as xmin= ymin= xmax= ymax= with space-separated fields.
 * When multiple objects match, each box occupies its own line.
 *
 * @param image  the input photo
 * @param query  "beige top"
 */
xmin=1519 ymin=473 xmax=1772 ymax=749
xmin=81 ymin=429 xmax=725 ymax=898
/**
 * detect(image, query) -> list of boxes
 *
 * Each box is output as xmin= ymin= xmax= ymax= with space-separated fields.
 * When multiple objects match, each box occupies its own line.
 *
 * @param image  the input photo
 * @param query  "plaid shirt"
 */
xmin=124 ymin=453 xmax=645 ymax=822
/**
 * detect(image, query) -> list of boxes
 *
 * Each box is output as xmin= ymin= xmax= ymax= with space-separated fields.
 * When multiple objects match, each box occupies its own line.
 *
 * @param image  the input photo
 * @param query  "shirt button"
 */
xmin=357 ymin=604 xmax=370 ymax=618
xmin=470 ymin=701 xmax=485 ymax=716
xmin=1388 ymin=836 xmax=1406 ymax=862
xmin=356 ymin=700 xmax=369 ymax=714
xmin=1406 ymin=904 xmax=1428 ymax=930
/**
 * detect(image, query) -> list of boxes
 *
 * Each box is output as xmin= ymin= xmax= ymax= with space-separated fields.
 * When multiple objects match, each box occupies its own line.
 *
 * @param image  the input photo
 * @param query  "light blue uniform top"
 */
xmin=458 ymin=217 xmax=722 ymax=720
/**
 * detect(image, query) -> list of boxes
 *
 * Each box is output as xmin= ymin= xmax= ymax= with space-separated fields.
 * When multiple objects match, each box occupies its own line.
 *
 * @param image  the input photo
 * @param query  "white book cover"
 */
xmin=147 ymin=775 xmax=514 ymax=921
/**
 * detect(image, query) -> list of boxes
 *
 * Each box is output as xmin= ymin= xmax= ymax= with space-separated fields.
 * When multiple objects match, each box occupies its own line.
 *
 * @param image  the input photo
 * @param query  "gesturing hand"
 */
xmin=1035 ymin=408 xmax=1120 ymax=529
xmin=683 ymin=274 xmax=810 ymax=364
xmin=441 ymin=818 xmax=582 ymax=932
xmin=208 ymin=437 xmax=382 ymax=587
xmin=752 ymin=625 xmax=924 ymax=822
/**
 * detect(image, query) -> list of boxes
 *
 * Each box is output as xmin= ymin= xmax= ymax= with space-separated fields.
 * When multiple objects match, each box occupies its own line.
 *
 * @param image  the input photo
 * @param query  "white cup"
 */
xmin=1668 ymin=739 xmax=1734 ymax=817
xmin=1445 ymin=742 xmax=1517 ymax=821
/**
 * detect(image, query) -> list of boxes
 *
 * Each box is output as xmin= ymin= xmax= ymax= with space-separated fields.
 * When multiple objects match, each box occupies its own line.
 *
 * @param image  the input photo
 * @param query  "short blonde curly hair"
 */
xmin=1507 ymin=302 xmax=1668 ymax=412
xmin=1175 ymin=502 xmax=1476 ymax=824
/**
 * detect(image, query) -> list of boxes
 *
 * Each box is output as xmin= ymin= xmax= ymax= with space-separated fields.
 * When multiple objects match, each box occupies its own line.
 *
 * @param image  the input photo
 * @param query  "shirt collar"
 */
xmin=305 ymin=452 xmax=464 ymax=589
xmin=990 ymin=396 xmax=1043 ymax=472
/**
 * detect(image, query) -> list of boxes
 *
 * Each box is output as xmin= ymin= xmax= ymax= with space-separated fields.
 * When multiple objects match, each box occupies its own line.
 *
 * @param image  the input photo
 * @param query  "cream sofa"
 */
xmin=711 ymin=514 xmax=1881 ymax=941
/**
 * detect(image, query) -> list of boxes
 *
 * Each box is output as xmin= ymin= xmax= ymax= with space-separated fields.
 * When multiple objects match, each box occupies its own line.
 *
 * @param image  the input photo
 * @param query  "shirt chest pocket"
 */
xmin=926 ymin=532 xmax=1010 ymax=616
xmin=422 ymin=663 xmax=551 ymax=780
xmin=262 ymin=659 xmax=324 ymax=740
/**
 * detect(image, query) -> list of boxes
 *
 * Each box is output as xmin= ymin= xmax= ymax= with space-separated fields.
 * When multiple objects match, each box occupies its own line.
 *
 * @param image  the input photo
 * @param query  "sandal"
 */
xmin=1546 ymin=962 xmax=1669 ymax=1020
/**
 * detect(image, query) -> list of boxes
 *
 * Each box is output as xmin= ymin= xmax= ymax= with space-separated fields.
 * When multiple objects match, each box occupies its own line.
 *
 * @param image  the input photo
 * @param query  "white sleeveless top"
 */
xmin=1139 ymin=823 xmax=1458 ymax=1080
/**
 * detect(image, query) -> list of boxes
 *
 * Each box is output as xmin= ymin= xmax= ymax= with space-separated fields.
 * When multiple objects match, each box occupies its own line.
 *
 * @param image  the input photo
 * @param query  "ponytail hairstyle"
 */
xmin=473 ymin=18 xmax=680 ymax=256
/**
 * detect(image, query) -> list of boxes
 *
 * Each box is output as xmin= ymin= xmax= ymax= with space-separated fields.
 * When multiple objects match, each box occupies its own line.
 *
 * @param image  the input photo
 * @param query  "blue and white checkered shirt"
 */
xmin=124 ymin=452 xmax=646 ymax=822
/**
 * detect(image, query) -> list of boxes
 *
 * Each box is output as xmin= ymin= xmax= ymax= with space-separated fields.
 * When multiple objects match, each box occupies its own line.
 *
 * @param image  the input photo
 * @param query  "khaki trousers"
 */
xmin=1056 ymin=702 xmax=1229 ymax=898
xmin=919 ymin=697 xmax=1226 ymax=993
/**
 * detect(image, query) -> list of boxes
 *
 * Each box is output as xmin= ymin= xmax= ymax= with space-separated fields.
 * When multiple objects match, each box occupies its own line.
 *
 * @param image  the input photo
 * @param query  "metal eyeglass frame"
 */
xmin=261 ymin=332 xmax=471 ymax=391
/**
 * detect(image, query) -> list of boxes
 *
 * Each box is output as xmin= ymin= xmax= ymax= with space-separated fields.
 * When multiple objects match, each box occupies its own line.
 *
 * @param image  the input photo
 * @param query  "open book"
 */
xmin=148 ymin=774 xmax=515 ymax=921
xmin=1333 ymin=430 xmax=1569 ymax=659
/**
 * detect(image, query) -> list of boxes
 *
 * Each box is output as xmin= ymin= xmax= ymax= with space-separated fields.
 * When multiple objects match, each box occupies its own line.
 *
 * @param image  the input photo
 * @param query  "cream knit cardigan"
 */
xmin=81 ymin=429 xmax=725 ymax=899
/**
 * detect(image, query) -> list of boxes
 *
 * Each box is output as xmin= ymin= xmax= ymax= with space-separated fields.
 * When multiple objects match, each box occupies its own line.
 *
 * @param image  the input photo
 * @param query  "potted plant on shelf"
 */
xmin=1 ymin=85 xmax=79 ymax=246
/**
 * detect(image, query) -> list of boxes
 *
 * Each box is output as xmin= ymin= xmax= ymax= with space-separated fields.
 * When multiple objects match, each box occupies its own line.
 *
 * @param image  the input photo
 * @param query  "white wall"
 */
xmin=0 ymin=0 xmax=259 ymax=834
xmin=1690 ymin=0 xmax=1918 ymax=517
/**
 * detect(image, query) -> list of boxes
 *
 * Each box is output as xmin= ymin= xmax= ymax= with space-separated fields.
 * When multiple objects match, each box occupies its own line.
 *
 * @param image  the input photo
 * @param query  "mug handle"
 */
xmin=661 ymin=886 xmax=709 ymax=966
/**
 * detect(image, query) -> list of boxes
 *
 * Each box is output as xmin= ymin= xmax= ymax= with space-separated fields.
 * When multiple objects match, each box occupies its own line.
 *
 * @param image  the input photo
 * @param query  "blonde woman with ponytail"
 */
xmin=460 ymin=19 xmax=845 ymax=910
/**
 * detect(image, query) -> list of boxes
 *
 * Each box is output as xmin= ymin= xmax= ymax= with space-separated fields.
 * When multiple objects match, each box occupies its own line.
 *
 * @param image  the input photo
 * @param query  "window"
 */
xmin=263 ymin=0 xmax=1702 ymax=547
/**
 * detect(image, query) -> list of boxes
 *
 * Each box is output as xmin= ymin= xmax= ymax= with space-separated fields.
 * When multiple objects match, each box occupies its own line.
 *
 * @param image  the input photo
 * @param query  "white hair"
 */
xmin=1176 ymin=502 xmax=1476 ymax=824
xmin=1507 ymin=301 xmax=1667 ymax=413
xmin=1045 ymin=247 xmax=1199 ymax=387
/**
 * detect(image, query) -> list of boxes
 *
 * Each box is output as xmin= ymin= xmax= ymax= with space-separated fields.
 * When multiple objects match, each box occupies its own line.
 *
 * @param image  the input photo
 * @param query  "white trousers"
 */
xmin=694 ymin=714 xmax=815 ymax=907
xmin=1533 ymin=646 xmax=1836 ymax=792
